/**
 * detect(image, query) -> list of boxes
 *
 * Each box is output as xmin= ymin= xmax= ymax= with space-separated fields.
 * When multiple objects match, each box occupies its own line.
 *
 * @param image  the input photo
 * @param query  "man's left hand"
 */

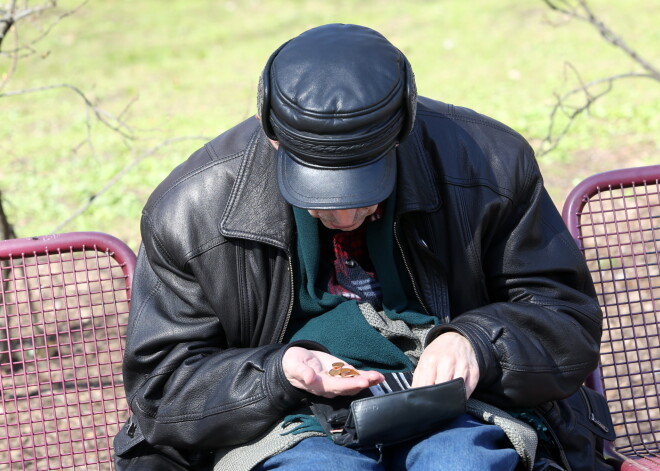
xmin=411 ymin=332 xmax=480 ymax=397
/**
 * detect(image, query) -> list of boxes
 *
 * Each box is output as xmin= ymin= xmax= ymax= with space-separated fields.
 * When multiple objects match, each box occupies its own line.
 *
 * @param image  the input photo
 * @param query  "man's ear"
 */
xmin=255 ymin=114 xmax=279 ymax=149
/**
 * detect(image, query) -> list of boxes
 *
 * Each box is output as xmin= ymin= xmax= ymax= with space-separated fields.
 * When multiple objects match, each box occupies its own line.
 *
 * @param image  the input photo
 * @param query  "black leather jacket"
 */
xmin=121 ymin=97 xmax=601 ymax=455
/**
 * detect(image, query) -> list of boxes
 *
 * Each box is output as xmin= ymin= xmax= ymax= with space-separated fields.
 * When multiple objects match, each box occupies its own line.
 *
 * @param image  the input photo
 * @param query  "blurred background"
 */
xmin=1 ymin=0 xmax=658 ymax=252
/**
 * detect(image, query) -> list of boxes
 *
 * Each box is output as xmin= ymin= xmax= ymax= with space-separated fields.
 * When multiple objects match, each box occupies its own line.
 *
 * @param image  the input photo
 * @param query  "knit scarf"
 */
xmin=284 ymin=194 xmax=438 ymax=373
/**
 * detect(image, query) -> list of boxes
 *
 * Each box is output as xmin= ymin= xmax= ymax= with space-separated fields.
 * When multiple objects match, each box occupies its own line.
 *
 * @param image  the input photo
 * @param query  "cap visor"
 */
xmin=277 ymin=147 xmax=396 ymax=209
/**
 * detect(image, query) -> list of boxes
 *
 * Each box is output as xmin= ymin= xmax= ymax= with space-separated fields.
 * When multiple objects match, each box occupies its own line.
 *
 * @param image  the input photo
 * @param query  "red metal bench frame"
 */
xmin=0 ymin=232 xmax=136 ymax=470
xmin=562 ymin=165 xmax=660 ymax=470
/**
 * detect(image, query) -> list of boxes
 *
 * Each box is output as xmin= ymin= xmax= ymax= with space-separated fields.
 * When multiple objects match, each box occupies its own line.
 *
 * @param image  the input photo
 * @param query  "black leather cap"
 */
xmin=265 ymin=24 xmax=409 ymax=209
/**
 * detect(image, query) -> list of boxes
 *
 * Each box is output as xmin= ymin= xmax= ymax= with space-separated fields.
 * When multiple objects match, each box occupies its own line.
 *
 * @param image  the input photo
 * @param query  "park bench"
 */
xmin=0 ymin=164 xmax=657 ymax=469
xmin=0 ymin=232 xmax=135 ymax=470
xmin=563 ymin=164 xmax=660 ymax=470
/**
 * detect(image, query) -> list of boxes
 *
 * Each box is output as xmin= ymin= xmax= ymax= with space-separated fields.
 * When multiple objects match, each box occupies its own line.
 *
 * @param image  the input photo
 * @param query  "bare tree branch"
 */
xmin=538 ymin=0 xmax=659 ymax=156
xmin=52 ymin=136 xmax=212 ymax=233
xmin=1 ymin=1 xmax=52 ymax=51
xmin=1 ymin=1 xmax=87 ymax=55
xmin=543 ymin=0 xmax=659 ymax=79
xmin=0 ymin=0 xmax=18 ymax=50
xmin=540 ymin=65 xmax=655 ymax=156
xmin=0 ymin=8 xmax=18 ymax=89
xmin=0 ymin=190 xmax=16 ymax=240
xmin=1 ymin=2 xmax=212 ymax=237
xmin=0 ymin=82 xmax=136 ymax=138
xmin=1 ymin=1 xmax=89 ymax=91
xmin=14 ymin=1 xmax=87 ymax=56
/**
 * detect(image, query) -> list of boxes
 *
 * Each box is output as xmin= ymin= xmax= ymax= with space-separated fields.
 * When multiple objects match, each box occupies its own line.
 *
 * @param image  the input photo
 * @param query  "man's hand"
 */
xmin=412 ymin=332 xmax=480 ymax=397
xmin=282 ymin=346 xmax=385 ymax=398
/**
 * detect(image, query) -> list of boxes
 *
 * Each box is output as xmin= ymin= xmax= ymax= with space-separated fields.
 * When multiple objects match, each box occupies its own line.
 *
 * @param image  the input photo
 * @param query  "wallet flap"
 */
xmin=350 ymin=378 xmax=466 ymax=447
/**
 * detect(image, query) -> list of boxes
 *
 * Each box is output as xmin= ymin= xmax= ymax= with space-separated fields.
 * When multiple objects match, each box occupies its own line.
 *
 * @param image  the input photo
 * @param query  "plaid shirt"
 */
xmin=318 ymin=206 xmax=384 ymax=309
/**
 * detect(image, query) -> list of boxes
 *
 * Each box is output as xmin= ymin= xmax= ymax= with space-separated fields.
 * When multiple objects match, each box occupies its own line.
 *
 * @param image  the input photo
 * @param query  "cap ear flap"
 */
xmin=401 ymin=57 xmax=417 ymax=142
xmin=257 ymin=41 xmax=289 ymax=140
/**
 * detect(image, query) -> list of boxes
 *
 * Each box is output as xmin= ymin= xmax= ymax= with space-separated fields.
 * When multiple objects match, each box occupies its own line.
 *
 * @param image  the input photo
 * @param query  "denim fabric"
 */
xmin=253 ymin=413 xmax=520 ymax=470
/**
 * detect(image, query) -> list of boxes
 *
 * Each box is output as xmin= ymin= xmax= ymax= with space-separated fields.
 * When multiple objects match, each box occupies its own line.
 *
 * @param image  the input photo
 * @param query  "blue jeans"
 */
xmin=253 ymin=413 xmax=520 ymax=470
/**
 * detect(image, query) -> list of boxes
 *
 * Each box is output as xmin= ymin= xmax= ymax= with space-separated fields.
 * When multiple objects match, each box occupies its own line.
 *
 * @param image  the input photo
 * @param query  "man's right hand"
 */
xmin=282 ymin=346 xmax=384 ymax=398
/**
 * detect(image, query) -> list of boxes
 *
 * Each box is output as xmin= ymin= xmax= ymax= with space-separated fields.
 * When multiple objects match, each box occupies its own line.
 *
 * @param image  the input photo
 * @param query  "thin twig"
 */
xmin=1 ymin=1 xmax=88 ymax=57
xmin=84 ymin=103 xmax=98 ymax=160
xmin=543 ymin=0 xmax=660 ymax=79
xmin=0 ymin=0 xmax=18 ymax=50
xmin=538 ymin=0 xmax=659 ymax=156
xmin=538 ymin=68 xmax=655 ymax=156
xmin=0 ymin=12 xmax=19 ymax=89
xmin=1 ymin=82 xmax=135 ymax=138
xmin=51 ymin=136 xmax=211 ymax=233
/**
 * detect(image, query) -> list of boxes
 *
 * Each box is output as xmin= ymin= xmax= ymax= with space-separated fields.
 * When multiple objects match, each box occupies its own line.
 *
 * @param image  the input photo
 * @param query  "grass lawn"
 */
xmin=1 ymin=0 xmax=658 ymax=252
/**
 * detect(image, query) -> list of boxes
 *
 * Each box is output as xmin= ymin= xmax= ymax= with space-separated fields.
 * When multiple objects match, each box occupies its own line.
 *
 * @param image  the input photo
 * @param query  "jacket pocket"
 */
xmin=113 ymin=417 xmax=212 ymax=471
xmin=114 ymin=417 xmax=146 ymax=458
xmin=571 ymin=387 xmax=615 ymax=441
xmin=536 ymin=386 xmax=616 ymax=471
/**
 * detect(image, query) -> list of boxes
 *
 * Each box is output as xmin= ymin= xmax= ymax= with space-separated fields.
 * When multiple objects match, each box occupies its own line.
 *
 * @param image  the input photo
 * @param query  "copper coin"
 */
xmin=331 ymin=362 xmax=345 ymax=370
xmin=339 ymin=368 xmax=359 ymax=377
xmin=328 ymin=369 xmax=342 ymax=376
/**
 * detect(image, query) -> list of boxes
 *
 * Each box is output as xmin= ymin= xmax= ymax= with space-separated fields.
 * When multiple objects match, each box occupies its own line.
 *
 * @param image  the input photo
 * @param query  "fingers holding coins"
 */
xmin=328 ymin=361 xmax=360 ymax=378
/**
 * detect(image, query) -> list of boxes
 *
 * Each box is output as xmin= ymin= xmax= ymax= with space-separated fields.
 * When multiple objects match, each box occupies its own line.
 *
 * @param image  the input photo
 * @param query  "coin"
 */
xmin=327 ymin=361 xmax=360 ymax=377
xmin=339 ymin=368 xmax=359 ymax=377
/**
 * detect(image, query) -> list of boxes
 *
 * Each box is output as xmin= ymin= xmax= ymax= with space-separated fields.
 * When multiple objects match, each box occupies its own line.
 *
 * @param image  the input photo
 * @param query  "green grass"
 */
xmin=1 ymin=0 xmax=658 ymax=252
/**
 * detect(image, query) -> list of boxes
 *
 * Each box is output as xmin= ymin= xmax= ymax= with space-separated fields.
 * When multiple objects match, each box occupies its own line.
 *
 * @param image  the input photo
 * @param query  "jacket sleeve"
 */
xmin=121 ymin=214 xmax=309 ymax=450
xmin=428 ymin=156 xmax=602 ymax=409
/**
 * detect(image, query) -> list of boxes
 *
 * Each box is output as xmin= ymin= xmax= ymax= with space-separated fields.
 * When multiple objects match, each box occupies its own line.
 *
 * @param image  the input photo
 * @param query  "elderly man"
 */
xmin=114 ymin=24 xmax=603 ymax=470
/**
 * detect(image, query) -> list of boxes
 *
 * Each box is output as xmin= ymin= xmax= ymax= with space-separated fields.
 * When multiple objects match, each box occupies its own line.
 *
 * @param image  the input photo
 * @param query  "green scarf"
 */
xmin=284 ymin=194 xmax=438 ymax=373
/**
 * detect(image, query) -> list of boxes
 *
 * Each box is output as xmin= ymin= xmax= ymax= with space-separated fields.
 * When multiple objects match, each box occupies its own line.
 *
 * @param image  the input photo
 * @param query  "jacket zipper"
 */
xmin=579 ymin=387 xmax=610 ymax=434
xmin=277 ymin=256 xmax=295 ymax=343
xmin=393 ymin=221 xmax=430 ymax=316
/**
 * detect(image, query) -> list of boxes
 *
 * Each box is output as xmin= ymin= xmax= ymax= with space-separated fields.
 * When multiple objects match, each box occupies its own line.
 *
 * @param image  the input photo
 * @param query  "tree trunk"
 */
xmin=0 ymin=191 xmax=16 ymax=240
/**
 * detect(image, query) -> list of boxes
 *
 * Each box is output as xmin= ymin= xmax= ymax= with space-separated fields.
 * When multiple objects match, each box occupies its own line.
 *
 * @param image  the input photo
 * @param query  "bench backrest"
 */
xmin=0 ymin=232 xmax=136 ymax=470
xmin=562 ymin=165 xmax=660 ymax=463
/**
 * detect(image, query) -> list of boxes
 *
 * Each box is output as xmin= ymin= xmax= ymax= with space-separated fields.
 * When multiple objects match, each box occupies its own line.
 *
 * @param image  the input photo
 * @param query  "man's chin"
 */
xmin=322 ymin=222 xmax=361 ymax=231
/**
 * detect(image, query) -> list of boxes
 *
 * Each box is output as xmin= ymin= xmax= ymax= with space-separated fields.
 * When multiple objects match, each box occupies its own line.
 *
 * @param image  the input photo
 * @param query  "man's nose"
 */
xmin=332 ymin=209 xmax=358 ymax=226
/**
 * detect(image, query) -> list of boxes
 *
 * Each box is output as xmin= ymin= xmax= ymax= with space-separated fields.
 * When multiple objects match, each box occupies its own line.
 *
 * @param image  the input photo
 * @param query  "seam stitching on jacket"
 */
xmin=135 ymin=393 xmax=265 ymax=422
xmin=454 ymin=186 xmax=483 ymax=277
xmin=499 ymin=360 xmax=595 ymax=373
xmin=443 ymin=177 xmax=515 ymax=201
xmin=417 ymin=108 xmax=524 ymax=141
xmin=143 ymin=212 xmax=177 ymax=267
xmin=526 ymin=297 xmax=601 ymax=327
xmin=183 ymin=234 xmax=228 ymax=260
xmin=126 ymin=277 xmax=164 ymax=406
xmin=148 ymin=148 xmax=243 ymax=212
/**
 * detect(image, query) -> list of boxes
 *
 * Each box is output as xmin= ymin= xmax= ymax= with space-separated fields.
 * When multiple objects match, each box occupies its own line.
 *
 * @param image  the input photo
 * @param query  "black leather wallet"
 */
xmin=309 ymin=373 xmax=466 ymax=449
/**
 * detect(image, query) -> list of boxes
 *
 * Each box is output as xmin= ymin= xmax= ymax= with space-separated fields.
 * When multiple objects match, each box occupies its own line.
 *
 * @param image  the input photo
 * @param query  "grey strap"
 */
xmin=213 ymin=399 xmax=538 ymax=471
xmin=467 ymin=398 xmax=538 ymax=471
xmin=358 ymin=303 xmax=433 ymax=364
xmin=213 ymin=414 xmax=325 ymax=471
